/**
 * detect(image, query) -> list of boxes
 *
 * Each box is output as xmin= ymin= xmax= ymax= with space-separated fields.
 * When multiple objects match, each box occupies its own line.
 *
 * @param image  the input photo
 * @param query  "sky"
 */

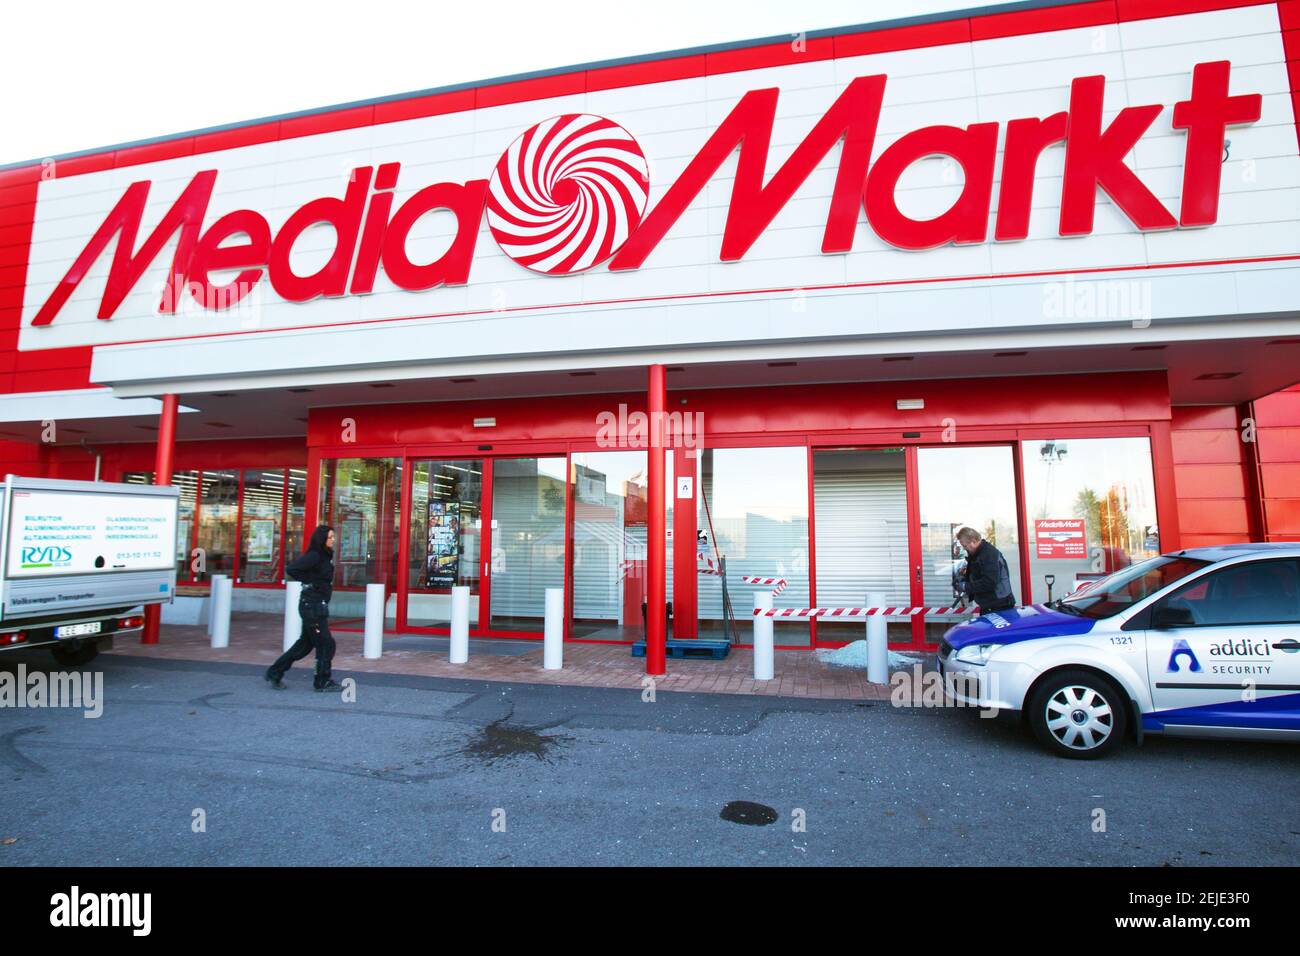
xmin=0 ymin=0 xmax=1010 ymax=166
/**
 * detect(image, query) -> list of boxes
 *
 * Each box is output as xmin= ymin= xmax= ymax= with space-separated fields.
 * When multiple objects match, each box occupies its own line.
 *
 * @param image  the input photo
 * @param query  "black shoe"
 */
xmin=313 ymin=679 xmax=342 ymax=693
xmin=264 ymin=670 xmax=287 ymax=690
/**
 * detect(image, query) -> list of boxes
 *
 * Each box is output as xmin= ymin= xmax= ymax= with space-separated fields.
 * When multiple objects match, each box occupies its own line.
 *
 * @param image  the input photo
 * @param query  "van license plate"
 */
xmin=56 ymin=621 xmax=102 ymax=639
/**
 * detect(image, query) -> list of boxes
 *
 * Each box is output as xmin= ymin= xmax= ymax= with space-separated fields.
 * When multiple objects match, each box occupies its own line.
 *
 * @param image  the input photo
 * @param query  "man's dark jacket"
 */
xmin=963 ymin=540 xmax=1015 ymax=611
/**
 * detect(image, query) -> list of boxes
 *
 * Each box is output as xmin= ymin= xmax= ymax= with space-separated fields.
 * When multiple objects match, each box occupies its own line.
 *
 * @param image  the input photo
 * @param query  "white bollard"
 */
xmin=282 ymin=580 xmax=302 ymax=652
xmin=449 ymin=585 xmax=469 ymax=664
xmin=363 ymin=583 xmax=386 ymax=659
xmin=210 ymin=576 xmax=233 ymax=649
xmin=543 ymin=587 xmax=564 ymax=670
xmin=207 ymin=574 xmax=228 ymax=635
xmin=866 ymin=591 xmax=889 ymax=684
xmin=753 ymin=590 xmax=774 ymax=681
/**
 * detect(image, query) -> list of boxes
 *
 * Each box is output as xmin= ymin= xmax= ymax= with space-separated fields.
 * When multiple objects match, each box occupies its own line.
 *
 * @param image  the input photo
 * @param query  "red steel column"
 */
xmin=141 ymin=393 xmax=179 ymax=645
xmin=671 ymin=446 xmax=698 ymax=638
xmin=646 ymin=365 xmax=667 ymax=676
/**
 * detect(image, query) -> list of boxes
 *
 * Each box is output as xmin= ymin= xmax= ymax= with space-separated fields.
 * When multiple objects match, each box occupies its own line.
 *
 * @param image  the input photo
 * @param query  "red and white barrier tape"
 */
xmin=696 ymin=552 xmax=724 ymax=576
xmin=753 ymin=605 xmax=977 ymax=618
xmin=741 ymin=575 xmax=788 ymax=596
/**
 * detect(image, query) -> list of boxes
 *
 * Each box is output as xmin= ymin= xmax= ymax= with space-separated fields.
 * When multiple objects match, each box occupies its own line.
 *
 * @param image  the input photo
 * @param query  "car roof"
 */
xmin=1173 ymin=542 xmax=1300 ymax=562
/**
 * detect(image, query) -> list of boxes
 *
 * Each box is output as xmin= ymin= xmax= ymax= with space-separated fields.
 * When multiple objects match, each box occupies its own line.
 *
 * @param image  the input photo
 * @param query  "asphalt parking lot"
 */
xmin=1 ymin=649 xmax=1297 ymax=866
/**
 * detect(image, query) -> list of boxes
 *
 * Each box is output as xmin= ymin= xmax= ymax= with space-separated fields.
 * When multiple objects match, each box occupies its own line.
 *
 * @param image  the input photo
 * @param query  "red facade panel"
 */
xmin=1170 ymin=427 xmax=1244 ymax=464
xmin=1261 ymin=461 xmax=1300 ymax=497
xmin=1171 ymin=462 xmax=1249 ymax=498
xmin=1170 ymin=404 xmax=1240 ymax=430
xmin=1258 ymin=426 xmax=1300 ymax=461
xmin=1253 ymin=386 xmax=1300 ymax=426
xmin=1265 ymin=497 xmax=1300 ymax=533
xmin=1177 ymin=496 xmax=1251 ymax=533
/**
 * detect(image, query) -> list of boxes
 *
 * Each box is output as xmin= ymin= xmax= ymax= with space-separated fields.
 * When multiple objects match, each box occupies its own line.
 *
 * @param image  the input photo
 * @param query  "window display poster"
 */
xmin=1035 ymin=518 xmax=1087 ymax=558
xmin=176 ymin=517 xmax=192 ymax=561
xmin=247 ymin=518 xmax=276 ymax=563
xmin=426 ymin=501 xmax=461 ymax=587
xmin=338 ymin=517 xmax=367 ymax=563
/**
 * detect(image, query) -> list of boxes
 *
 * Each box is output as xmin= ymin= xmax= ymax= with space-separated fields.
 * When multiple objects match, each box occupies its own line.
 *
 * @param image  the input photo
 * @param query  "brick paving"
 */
xmin=106 ymin=613 xmax=899 ymax=701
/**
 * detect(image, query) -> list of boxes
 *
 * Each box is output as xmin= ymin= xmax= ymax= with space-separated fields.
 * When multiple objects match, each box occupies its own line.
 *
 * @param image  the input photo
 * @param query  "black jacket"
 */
xmin=287 ymin=528 xmax=334 ymax=600
xmin=962 ymin=540 xmax=1015 ymax=611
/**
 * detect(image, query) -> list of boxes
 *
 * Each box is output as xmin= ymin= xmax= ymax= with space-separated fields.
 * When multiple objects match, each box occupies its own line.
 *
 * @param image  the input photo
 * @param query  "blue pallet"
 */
xmin=631 ymin=638 xmax=731 ymax=660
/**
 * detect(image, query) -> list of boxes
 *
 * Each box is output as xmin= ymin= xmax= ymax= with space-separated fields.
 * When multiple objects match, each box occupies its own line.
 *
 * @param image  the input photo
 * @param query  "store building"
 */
xmin=1 ymin=0 xmax=1298 ymax=672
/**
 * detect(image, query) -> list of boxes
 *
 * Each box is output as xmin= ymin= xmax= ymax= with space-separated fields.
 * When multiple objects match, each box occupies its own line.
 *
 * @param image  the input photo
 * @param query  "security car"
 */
xmin=938 ymin=543 xmax=1300 ymax=759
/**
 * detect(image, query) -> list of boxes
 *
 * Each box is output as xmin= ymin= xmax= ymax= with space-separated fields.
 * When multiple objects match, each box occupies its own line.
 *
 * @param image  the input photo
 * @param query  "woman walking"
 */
xmin=265 ymin=525 xmax=342 ymax=692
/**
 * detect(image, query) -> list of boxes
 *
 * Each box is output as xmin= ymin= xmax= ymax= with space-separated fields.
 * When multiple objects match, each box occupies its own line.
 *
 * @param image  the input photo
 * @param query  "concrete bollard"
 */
xmin=210 ymin=576 xmax=233 ymax=648
xmin=449 ymin=585 xmax=469 ymax=664
xmin=866 ymin=591 xmax=888 ymax=684
xmin=752 ymin=590 xmax=774 ymax=681
xmin=363 ymin=583 xmax=385 ymax=659
xmin=543 ymin=587 xmax=563 ymax=670
xmin=282 ymin=580 xmax=302 ymax=652
xmin=207 ymin=574 xmax=228 ymax=635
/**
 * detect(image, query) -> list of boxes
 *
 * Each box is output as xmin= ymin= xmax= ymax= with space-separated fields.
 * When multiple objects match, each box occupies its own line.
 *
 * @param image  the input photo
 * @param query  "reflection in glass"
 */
xmin=489 ymin=458 xmax=567 ymax=632
xmin=317 ymin=457 xmax=402 ymax=619
xmin=569 ymin=452 xmax=648 ymax=642
xmin=1021 ymin=437 xmax=1159 ymax=602
xmin=197 ymin=470 xmax=239 ymax=580
xmin=239 ymin=469 xmax=284 ymax=584
xmin=918 ymin=446 xmax=1022 ymax=641
xmin=696 ymin=447 xmax=810 ymax=647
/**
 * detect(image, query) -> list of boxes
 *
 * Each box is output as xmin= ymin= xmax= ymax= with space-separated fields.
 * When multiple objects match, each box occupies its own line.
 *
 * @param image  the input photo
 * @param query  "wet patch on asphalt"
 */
xmin=720 ymin=801 xmax=779 ymax=826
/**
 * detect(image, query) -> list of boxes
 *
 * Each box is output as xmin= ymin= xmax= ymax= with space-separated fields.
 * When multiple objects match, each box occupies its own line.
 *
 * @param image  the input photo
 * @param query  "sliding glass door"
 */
xmin=405 ymin=459 xmax=484 ymax=629
xmin=487 ymin=457 xmax=568 ymax=633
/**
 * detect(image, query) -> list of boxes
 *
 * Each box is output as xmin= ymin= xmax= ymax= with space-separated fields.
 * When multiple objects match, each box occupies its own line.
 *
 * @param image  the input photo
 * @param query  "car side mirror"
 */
xmin=1152 ymin=604 xmax=1194 ymax=629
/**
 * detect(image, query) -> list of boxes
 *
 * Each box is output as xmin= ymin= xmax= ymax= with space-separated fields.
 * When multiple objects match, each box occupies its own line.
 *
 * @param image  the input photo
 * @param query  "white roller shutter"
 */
xmin=813 ymin=468 xmax=910 ymax=607
xmin=488 ymin=473 xmax=564 ymax=621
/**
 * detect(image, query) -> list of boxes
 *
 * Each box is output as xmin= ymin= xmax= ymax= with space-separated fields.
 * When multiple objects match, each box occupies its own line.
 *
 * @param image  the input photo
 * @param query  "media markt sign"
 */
xmin=1035 ymin=519 xmax=1087 ymax=559
xmin=30 ymin=61 xmax=1260 ymax=327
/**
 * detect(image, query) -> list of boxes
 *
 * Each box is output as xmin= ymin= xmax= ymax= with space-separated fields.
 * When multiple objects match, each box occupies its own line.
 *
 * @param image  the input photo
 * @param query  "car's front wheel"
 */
xmin=1027 ymin=669 xmax=1128 ymax=759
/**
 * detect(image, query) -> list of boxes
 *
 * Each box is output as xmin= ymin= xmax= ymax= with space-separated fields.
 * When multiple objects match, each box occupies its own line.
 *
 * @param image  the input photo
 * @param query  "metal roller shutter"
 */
xmin=813 ymin=468 xmax=910 ymax=607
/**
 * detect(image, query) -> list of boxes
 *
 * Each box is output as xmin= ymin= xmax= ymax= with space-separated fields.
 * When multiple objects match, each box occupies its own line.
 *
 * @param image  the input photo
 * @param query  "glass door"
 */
xmin=811 ymin=447 xmax=912 ymax=646
xmin=915 ymin=445 xmax=1023 ymax=645
xmin=317 ymin=457 xmax=402 ymax=623
xmin=487 ymin=457 xmax=568 ymax=634
xmin=405 ymin=459 xmax=485 ymax=630
xmin=568 ymin=451 xmax=648 ymax=642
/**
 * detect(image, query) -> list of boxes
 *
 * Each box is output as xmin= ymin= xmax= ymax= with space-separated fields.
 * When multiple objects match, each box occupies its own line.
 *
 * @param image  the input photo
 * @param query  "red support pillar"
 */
xmin=142 ymin=393 xmax=179 ymax=645
xmin=671 ymin=445 xmax=698 ymax=638
xmin=646 ymin=364 xmax=667 ymax=676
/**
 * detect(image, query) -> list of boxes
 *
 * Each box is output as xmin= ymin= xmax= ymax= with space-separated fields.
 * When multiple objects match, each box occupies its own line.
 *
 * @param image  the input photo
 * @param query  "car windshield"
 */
xmin=1058 ymin=555 xmax=1210 ymax=619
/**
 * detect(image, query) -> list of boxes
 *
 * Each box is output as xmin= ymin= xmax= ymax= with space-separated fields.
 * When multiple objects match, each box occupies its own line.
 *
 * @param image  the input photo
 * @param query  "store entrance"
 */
xmin=807 ymin=443 xmax=1023 ymax=650
xmin=914 ymin=444 xmax=1023 ymax=645
xmin=402 ymin=455 xmax=568 ymax=638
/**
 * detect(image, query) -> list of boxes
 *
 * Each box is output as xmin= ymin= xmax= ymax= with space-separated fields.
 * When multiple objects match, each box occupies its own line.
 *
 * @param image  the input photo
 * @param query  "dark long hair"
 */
xmin=307 ymin=524 xmax=334 ymax=558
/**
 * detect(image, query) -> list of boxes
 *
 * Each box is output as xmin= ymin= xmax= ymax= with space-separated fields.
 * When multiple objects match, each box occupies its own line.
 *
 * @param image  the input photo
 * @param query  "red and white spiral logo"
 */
xmin=487 ymin=114 xmax=650 ymax=275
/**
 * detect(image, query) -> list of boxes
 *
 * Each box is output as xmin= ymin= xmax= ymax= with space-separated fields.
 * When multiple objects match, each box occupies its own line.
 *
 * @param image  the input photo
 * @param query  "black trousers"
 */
xmin=267 ymin=594 xmax=335 ymax=686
